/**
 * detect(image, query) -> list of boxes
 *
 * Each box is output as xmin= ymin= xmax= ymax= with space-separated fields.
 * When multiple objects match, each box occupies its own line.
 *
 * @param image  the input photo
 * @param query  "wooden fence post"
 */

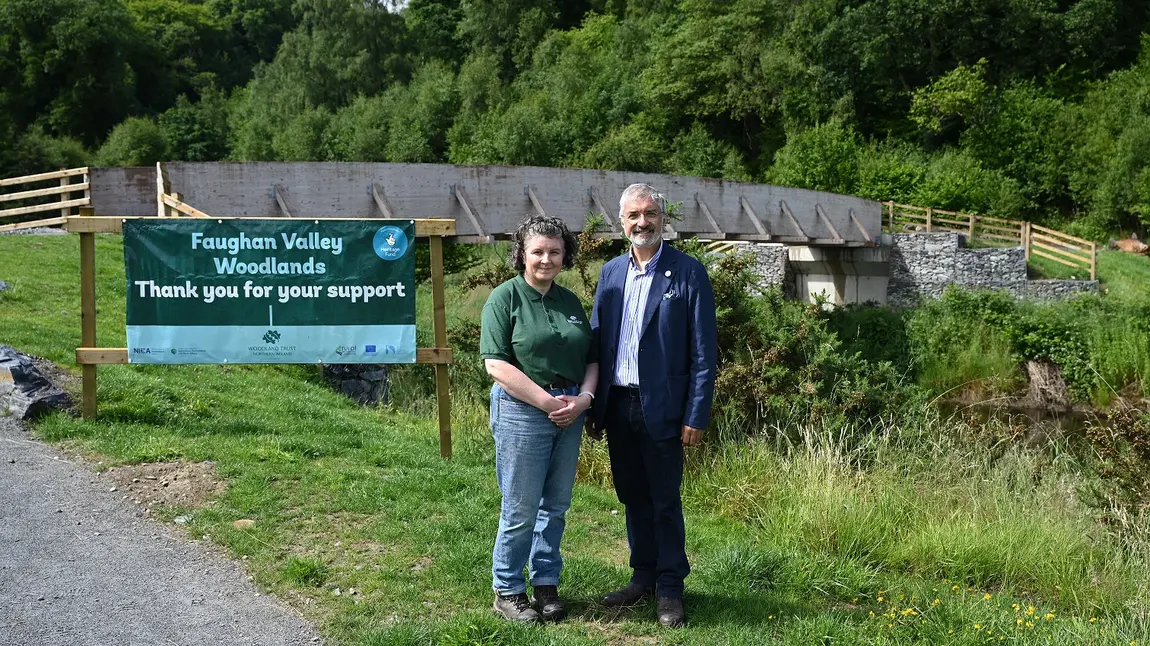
xmin=60 ymin=174 xmax=70 ymax=219
xmin=887 ymin=201 xmax=894 ymax=233
xmin=925 ymin=207 xmax=933 ymax=232
xmin=968 ymin=212 xmax=976 ymax=242
xmin=1022 ymin=222 xmax=1031 ymax=260
xmin=1090 ymin=241 xmax=1097 ymax=280
xmin=430 ymin=234 xmax=452 ymax=459
xmin=78 ymin=206 xmax=97 ymax=418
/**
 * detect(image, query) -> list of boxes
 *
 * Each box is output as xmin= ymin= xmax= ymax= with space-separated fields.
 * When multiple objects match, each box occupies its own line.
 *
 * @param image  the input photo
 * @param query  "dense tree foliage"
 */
xmin=4 ymin=0 xmax=1150 ymax=236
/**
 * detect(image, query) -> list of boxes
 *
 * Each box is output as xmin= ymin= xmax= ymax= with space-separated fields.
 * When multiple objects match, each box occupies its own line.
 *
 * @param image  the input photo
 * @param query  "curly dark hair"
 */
xmin=509 ymin=215 xmax=579 ymax=271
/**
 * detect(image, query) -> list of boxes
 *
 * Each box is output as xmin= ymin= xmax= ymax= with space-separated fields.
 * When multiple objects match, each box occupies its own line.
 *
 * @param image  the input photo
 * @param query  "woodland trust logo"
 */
xmin=263 ymin=329 xmax=281 ymax=344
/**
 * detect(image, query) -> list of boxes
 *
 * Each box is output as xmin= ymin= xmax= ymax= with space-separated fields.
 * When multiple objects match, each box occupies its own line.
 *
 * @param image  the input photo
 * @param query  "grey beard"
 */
xmin=629 ymin=231 xmax=661 ymax=248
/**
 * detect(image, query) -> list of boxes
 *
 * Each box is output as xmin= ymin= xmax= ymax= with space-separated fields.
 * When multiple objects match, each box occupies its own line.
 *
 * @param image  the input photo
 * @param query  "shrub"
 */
xmin=94 ymin=117 xmax=169 ymax=166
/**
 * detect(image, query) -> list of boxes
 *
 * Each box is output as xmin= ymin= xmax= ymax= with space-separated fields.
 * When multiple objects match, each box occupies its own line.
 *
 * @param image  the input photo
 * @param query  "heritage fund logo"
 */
xmin=373 ymin=225 xmax=409 ymax=261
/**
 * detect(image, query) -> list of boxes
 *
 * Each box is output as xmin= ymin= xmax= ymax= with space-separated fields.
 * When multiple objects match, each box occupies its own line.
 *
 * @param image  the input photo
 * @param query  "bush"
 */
xmin=909 ymin=150 xmax=1025 ymax=220
xmin=0 ymin=127 xmax=89 ymax=177
xmin=94 ymin=117 xmax=169 ymax=166
xmin=676 ymin=241 xmax=916 ymax=439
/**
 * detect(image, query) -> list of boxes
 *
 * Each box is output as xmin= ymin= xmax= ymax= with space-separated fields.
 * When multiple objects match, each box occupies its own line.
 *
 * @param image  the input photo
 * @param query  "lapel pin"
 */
xmin=664 ymin=270 xmax=671 ymax=277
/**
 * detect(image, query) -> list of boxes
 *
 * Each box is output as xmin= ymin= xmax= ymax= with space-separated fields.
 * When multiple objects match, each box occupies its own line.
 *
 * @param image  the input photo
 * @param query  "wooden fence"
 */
xmin=884 ymin=202 xmax=1097 ymax=280
xmin=0 ymin=168 xmax=91 ymax=232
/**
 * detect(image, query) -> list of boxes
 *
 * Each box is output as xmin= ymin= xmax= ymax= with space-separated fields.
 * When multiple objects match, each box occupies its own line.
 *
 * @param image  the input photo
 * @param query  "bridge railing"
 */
xmin=884 ymin=201 xmax=1096 ymax=280
xmin=0 ymin=168 xmax=91 ymax=232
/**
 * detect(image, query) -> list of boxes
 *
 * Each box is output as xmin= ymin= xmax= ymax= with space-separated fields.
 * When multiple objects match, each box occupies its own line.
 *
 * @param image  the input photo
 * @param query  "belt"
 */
xmin=544 ymin=377 xmax=578 ymax=389
xmin=611 ymin=385 xmax=641 ymax=396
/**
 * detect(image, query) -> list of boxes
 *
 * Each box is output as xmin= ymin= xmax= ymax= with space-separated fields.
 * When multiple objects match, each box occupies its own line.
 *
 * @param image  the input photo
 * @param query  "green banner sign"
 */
xmin=124 ymin=219 xmax=416 ymax=364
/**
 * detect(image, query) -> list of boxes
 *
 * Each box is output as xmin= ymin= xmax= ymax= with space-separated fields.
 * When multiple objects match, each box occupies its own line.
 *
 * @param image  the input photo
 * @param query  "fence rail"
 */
xmin=884 ymin=201 xmax=1096 ymax=280
xmin=0 ymin=167 xmax=90 ymax=231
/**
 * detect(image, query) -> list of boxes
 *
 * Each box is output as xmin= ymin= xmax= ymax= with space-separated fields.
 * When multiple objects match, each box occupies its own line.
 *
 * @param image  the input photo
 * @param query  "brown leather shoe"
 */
xmin=657 ymin=597 xmax=685 ymax=627
xmin=600 ymin=582 xmax=654 ymax=607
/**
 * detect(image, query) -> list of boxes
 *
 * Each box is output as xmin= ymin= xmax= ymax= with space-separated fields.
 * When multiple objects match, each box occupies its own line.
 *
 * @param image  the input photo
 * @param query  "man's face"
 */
xmin=621 ymin=195 xmax=663 ymax=249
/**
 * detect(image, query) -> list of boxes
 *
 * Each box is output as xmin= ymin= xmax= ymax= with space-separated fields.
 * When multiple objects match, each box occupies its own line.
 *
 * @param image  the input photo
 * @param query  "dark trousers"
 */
xmin=605 ymin=386 xmax=689 ymax=599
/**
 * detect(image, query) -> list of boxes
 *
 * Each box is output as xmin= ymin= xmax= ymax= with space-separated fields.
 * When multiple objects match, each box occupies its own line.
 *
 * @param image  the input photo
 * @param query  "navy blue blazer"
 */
xmin=590 ymin=243 xmax=718 ymax=441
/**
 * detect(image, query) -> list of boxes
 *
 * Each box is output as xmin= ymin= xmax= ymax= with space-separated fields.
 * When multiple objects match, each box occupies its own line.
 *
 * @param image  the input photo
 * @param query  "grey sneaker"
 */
xmin=493 ymin=592 xmax=541 ymax=623
xmin=531 ymin=585 xmax=567 ymax=622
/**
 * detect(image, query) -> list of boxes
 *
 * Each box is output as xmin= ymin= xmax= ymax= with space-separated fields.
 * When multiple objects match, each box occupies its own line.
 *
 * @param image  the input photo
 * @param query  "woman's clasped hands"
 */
xmin=543 ymin=393 xmax=591 ymax=429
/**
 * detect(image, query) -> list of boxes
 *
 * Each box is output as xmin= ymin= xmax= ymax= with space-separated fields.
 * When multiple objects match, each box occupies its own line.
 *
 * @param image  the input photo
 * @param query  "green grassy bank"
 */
xmin=1 ymin=234 xmax=1148 ymax=645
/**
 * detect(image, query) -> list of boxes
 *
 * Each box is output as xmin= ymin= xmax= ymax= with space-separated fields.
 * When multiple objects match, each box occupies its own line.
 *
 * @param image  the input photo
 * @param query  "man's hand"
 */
xmin=585 ymin=417 xmax=602 ymax=441
xmin=681 ymin=424 xmax=703 ymax=446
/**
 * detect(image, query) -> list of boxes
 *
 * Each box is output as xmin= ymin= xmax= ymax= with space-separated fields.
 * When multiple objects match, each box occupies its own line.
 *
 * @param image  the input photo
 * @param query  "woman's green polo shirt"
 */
xmin=480 ymin=274 xmax=597 ymax=387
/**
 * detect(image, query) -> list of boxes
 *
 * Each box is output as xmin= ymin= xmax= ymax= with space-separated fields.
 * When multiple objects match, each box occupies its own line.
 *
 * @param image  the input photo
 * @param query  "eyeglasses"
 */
xmin=624 ymin=210 xmax=662 ymax=220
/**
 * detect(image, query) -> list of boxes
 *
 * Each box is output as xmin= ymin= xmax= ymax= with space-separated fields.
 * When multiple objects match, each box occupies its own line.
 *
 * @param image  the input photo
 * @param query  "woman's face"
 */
xmin=522 ymin=235 xmax=564 ymax=286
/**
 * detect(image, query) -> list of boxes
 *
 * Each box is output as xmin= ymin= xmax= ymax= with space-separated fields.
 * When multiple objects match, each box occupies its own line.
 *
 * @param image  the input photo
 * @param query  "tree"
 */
xmin=158 ymin=90 xmax=232 ymax=162
xmin=0 ymin=0 xmax=147 ymax=144
xmin=768 ymin=119 xmax=861 ymax=196
xmin=126 ymin=0 xmax=232 ymax=108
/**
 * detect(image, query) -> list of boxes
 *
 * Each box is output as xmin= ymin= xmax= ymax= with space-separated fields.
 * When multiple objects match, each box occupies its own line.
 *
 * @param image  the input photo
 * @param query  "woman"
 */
xmin=480 ymin=215 xmax=599 ymax=623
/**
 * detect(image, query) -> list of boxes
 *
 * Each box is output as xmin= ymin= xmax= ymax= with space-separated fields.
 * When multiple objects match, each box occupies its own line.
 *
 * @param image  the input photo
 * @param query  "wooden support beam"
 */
xmin=0 ymin=167 xmax=88 ymax=187
xmin=65 ymin=216 xmax=457 ymax=237
xmin=849 ymin=209 xmax=873 ymax=244
xmin=453 ymin=184 xmax=493 ymax=242
xmin=526 ymin=184 xmax=547 ymax=216
xmin=155 ymin=162 xmax=169 ymax=217
xmin=738 ymin=196 xmax=770 ymax=236
xmin=161 ymin=194 xmax=211 ymax=218
xmin=372 ymin=183 xmax=397 ymax=219
xmin=814 ymin=203 xmax=844 ymax=241
xmin=693 ymin=193 xmax=727 ymax=239
xmin=0 ymin=182 xmax=90 ymax=203
xmin=587 ymin=187 xmax=618 ymax=234
xmin=76 ymin=347 xmax=454 ymax=365
xmin=0 ymin=198 xmax=89 ymax=218
xmin=0 ymin=217 xmax=67 ymax=233
xmin=274 ymin=184 xmax=294 ymax=218
xmin=778 ymin=200 xmax=811 ymax=240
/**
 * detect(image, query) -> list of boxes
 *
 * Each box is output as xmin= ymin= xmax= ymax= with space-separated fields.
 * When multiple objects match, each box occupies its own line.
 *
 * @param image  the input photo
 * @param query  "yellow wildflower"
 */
xmin=984 ymin=593 xmax=992 ymax=600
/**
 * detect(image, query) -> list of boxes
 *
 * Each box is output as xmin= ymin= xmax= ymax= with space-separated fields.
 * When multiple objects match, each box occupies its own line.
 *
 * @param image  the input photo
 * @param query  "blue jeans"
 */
xmin=490 ymin=384 xmax=584 ymax=595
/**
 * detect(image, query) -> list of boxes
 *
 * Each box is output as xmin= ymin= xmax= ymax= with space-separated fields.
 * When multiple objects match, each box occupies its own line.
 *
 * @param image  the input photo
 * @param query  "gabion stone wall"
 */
xmin=887 ymin=233 xmax=1097 ymax=306
xmin=742 ymin=244 xmax=794 ymax=297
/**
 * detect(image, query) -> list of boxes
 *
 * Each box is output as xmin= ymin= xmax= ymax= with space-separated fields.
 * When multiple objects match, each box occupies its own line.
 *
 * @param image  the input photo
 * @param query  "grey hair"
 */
xmin=618 ymin=183 xmax=665 ymax=219
xmin=508 ymin=215 xmax=578 ymax=271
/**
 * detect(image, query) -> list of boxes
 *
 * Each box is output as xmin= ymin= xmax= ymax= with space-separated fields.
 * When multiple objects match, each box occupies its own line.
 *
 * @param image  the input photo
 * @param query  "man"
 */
xmin=587 ymin=183 xmax=718 ymax=628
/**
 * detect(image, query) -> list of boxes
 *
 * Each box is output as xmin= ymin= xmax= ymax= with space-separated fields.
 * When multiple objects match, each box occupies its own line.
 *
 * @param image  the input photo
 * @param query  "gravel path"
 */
xmin=0 ymin=415 xmax=323 ymax=646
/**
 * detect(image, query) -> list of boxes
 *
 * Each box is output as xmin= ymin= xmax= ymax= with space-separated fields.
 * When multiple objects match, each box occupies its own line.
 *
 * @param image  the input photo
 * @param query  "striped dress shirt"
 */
xmin=613 ymin=242 xmax=664 ymax=387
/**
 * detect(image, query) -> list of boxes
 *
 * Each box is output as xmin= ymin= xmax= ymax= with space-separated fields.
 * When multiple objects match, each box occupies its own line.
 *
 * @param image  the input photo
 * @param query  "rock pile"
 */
xmin=322 ymin=363 xmax=390 ymax=406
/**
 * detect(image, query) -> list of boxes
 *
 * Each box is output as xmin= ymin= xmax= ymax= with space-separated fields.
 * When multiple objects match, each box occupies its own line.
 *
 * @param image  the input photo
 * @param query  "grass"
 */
xmin=2 ymin=234 xmax=1150 ymax=645
xmin=1029 ymin=248 xmax=1150 ymax=302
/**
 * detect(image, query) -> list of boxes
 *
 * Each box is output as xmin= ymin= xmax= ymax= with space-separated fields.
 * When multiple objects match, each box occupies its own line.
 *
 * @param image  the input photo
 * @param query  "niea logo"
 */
xmin=373 ymin=226 xmax=409 ymax=261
